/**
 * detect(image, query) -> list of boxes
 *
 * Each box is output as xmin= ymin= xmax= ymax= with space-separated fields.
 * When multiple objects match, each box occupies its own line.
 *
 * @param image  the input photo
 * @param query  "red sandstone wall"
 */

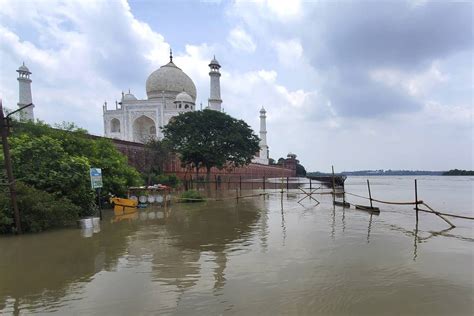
xmin=163 ymin=156 xmax=295 ymax=180
xmin=94 ymin=135 xmax=296 ymax=179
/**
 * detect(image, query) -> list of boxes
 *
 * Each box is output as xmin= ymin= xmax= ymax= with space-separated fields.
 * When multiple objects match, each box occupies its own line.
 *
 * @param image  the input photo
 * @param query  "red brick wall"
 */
xmin=94 ymin=136 xmax=296 ymax=179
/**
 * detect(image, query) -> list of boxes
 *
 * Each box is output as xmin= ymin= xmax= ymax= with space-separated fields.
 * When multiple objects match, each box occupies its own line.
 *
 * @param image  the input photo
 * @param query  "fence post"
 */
xmin=367 ymin=179 xmax=373 ymax=208
xmin=331 ymin=166 xmax=336 ymax=205
xmin=415 ymin=179 xmax=419 ymax=223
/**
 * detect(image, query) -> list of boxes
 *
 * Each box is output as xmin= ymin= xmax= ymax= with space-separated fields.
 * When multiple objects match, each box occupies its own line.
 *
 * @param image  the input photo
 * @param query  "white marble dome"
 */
xmin=123 ymin=93 xmax=137 ymax=101
xmin=175 ymin=91 xmax=193 ymax=103
xmin=146 ymin=61 xmax=196 ymax=100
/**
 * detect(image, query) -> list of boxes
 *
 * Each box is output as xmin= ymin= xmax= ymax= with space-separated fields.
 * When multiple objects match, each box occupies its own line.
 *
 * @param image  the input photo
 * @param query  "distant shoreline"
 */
xmin=307 ymin=170 xmax=474 ymax=177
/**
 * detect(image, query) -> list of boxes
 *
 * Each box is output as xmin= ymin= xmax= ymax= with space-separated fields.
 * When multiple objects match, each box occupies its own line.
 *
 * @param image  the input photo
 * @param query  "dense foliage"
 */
xmin=179 ymin=190 xmax=204 ymax=202
xmin=162 ymin=110 xmax=260 ymax=178
xmin=0 ymin=182 xmax=81 ymax=233
xmin=0 ymin=120 xmax=142 ymax=233
xmin=296 ymin=163 xmax=307 ymax=177
xmin=442 ymin=169 xmax=474 ymax=176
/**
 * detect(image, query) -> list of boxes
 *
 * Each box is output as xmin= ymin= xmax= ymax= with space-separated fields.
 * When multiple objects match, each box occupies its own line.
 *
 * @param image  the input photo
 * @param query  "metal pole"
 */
xmin=263 ymin=176 xmax=265 ymax=191
xmin=309 ymin=178 xmax=312 ymax=190
xmin=331 ymin=166 xmax=336 ymax=204
xmin=97 ymin=188 xmax=102 ymax=220
xmin=239 ymin=175 xmax=242 ymax=191
xmin=286 ymin=177 xmax=289 ymax=191
xmin=367 ymin=179 xmax=373 ymax=208
xmin=415 ymin=179 xmax=419 ymax=223
xmin=0 ymin=101 xmax=22 ymax=233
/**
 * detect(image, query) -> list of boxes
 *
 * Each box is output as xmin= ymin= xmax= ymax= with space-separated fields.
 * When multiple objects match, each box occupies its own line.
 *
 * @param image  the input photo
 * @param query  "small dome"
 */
xmin=175 ymin=91 xmax=193 ymax=103
xmin=260 ymin=107 xmax=266 ymax=113
xmin=123 ymin=93 xmax=137 ymax=101
xmin=209 ymin=55 xmax=220 ymax=67
xmin=146 ymin=61 xmax=196 ymax=101
xmin=17 ymin=62 xmax=30 ymax=73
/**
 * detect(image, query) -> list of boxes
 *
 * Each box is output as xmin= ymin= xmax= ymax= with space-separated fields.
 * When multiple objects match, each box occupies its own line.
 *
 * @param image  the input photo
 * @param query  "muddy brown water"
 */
xmin=0 ymin=176 xmax=473 ymax=315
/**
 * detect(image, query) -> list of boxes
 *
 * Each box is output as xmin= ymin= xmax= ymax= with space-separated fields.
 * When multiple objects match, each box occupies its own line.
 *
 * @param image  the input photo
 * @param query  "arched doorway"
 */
xmin=133 ymin=115 xmax=156 ymax=143
xmin=110 ymin=118 xmax=120 ymax=133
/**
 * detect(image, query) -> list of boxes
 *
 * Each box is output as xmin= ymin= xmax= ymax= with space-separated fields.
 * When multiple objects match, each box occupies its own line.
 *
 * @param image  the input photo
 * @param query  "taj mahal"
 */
xmin=101 ymin=51 xmax=270 ymax=165
xmin=14 ymin=51 xmax=270 ymax=165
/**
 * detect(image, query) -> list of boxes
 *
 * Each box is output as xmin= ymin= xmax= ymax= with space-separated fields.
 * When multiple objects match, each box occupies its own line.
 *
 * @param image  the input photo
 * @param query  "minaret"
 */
xmin=259 ymin=107 xmax=269 ymax=164
xmin=17 ymin=62 xmax=34 ymax=121
xmin=208 ymin=56 xmax=222 ymax=111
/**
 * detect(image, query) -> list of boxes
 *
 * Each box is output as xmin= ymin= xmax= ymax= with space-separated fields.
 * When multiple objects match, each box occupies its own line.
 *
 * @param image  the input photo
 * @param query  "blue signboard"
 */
xmin=90 ymin=168 xmax=103 ymax=189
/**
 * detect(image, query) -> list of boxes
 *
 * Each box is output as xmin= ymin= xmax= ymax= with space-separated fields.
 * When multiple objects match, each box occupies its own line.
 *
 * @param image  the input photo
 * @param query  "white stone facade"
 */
xmin=252 ymin=107 xmax=269 ymax=165
xmin=17 ymin=63 xmax=35 ymax=121
xmin=103 ymin=53 xmax=271 ymax=165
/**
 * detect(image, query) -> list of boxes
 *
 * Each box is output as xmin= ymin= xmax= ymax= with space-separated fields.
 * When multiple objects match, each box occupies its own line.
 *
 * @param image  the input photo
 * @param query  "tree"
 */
xmin=162 ymin=109 xmax=260 ymax=179
xmin=144 ymin=139 xmax=172 ymax=185
xmin=296 ymin=163 xmax=307 ymax=177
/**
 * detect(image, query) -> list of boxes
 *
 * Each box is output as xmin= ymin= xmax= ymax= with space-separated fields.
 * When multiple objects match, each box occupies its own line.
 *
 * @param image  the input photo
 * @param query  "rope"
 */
xmin=420 ymin=202 xmax=474 ymax=220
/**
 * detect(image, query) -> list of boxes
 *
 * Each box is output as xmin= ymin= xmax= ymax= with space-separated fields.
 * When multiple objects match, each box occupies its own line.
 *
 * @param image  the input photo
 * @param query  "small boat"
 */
xmin=307 ymin=175 xmax=347 ymax=186
xmin=355 ymin=204 xmax=380 ymax=213
xmin=334 ymin=201 xmax=351 ymax=208
xmin=110 ymin=197 xmax=138 ymax=215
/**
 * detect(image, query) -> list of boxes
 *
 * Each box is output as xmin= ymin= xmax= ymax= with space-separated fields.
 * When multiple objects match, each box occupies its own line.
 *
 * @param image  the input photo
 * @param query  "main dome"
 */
xmin=146 ymin=61 xmax=196 ymax=100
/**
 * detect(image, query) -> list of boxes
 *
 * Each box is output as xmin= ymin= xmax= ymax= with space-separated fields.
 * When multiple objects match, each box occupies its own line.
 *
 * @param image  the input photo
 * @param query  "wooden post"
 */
xmin=0 ymin=102 xmax=21 ymax=234
xmin=415 ymin=179 xmax=419 ymax=223
xmin=236 ymin=187 xmax=239 ymax=202
xmin=239 ymin=176 xmax=242 ymax=191
xmin=331 ymin=166 xmax=336 ymax=205
xmin=263 ymin=176 xmax=266 ymax=191
xmin=367 ymin=179 xmax=373 ymax=208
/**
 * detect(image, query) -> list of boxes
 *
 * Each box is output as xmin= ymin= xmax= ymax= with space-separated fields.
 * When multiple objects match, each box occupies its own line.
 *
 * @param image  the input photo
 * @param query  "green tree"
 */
xmin=11 ymin=120 xmax=142 ymax=197
xmin=162 ymin=109 xmax=260 ymax=179
xmin=296 ymin=163 xmax=307 ymax=176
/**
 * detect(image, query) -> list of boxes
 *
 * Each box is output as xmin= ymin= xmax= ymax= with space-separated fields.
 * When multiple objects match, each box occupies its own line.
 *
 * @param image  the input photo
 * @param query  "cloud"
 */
xmin=227 ymin=26 xmax=256 ymax=53
xmin=0 ymin=0 xmax=171 ymax=131
xmin=272 ymin=39 xmax=303 ymax=67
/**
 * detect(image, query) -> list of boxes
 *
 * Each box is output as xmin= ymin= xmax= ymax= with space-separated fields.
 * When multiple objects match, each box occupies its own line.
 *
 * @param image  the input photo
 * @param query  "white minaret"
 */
xmin=17 ymin=62 xmax=34 ymax=121
xmin=259 ymin=107 xmax=269 ymax=164
xmin=208 ymin=56 xmax=222 ymax=111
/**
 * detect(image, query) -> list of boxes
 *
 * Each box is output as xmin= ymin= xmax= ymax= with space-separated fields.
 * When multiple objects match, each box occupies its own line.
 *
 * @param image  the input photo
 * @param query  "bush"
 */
xmin=180 ymin=190 xmax=204 ymax=203
xmin=0 ymin=182 xmax=81 ymax=234
xmin=146 ymin=173 xmax=180 ymax=187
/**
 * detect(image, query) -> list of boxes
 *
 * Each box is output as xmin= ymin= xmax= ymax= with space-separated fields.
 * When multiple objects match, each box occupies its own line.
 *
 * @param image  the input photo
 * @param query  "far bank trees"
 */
xmin=162 ymin=109 xmax=260 ymax=179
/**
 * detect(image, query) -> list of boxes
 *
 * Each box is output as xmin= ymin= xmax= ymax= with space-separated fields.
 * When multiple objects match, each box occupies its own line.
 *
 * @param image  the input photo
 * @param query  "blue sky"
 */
xmin=0 ymin=0 xmax=472 ymax=171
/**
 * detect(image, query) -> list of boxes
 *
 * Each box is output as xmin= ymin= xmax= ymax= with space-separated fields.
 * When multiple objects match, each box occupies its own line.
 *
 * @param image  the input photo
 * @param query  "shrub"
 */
xmin=0 ymin=182 xmax=81 ymax=234
xmin=179 ymin=190 xmax=204 ymax=203
xmin=146 ymin=173 xmax=180 ymax=187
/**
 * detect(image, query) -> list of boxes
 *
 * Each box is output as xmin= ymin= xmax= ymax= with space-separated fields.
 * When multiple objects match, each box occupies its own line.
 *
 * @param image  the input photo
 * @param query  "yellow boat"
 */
xmin=110 ymin=197 xmax=138 ymax=216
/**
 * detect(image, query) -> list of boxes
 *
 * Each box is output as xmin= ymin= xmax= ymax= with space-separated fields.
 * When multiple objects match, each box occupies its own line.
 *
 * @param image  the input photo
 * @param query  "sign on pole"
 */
xmin=90 ymin=168 xmax=103 ymax=189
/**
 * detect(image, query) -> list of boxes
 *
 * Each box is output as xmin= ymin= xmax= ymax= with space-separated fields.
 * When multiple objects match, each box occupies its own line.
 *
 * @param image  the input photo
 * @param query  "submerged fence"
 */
xmin=178 ymin=170 xmax=473 ymax=229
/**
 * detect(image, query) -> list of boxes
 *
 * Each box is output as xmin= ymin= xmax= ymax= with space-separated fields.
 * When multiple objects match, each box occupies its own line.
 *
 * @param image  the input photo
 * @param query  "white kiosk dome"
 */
xmin=146 ymin=56 xmax=196 ymax=101
xmin=175 ymin=91 xmax=194 ymax=103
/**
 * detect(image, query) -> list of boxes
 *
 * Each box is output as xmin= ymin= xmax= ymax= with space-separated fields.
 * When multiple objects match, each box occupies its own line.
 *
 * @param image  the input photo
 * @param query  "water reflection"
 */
xmin=1 ymin=181 xmax=473 ymax=315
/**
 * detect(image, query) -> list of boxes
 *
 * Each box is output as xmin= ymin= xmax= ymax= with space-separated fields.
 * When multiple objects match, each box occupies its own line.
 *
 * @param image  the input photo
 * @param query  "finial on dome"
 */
xmin=170 ymin=48 xmax=173 ymax=62
xmin=128 ymin=88 xmax=131 ymax=94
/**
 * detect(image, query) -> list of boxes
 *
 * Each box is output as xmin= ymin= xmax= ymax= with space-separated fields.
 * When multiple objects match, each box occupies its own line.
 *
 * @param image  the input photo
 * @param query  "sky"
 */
xmin=0 ymin=0 xmax=472 ymax=172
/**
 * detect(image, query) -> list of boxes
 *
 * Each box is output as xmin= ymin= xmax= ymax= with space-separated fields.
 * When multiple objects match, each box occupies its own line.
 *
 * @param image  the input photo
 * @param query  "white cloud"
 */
xmin=370 ymin=61 xmax=448 ymax=97
xmin=0 ymin=0 xmax=171 ymax=133
xmin=272 ymin=39 xmax=303 ymax=67
xmin=227 ymin=26 xmax=256 ymax=53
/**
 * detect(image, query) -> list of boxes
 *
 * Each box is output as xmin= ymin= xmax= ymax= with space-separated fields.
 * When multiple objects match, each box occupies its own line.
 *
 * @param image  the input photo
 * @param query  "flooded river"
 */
xmin=0 ymin=176 xmax=473 ymax=315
